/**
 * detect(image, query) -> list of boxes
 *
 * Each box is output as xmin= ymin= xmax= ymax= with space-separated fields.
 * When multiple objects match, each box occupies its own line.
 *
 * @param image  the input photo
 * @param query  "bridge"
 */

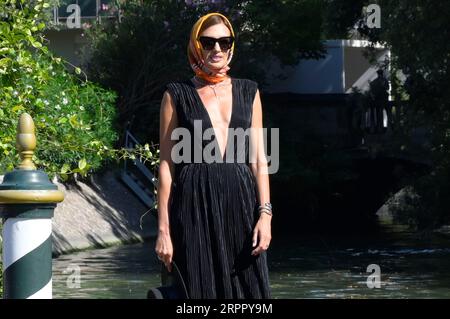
xmin=262 ymin=92 xmax=431 ymax=234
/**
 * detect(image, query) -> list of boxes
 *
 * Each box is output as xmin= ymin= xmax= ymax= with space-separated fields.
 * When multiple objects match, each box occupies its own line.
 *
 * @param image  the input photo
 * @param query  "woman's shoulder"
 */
xmin=232 ymin=77 xmax=259 ymax=89
xmin=165 ymin=79 xmax=191 ymax=90
xmin=164 ymin=80 xmax=193 ymax=101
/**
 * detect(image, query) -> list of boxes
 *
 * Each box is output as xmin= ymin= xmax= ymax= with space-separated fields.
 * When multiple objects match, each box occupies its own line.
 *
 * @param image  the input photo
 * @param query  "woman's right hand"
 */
xmin=155 ymin=230 xmax=173 ymax=272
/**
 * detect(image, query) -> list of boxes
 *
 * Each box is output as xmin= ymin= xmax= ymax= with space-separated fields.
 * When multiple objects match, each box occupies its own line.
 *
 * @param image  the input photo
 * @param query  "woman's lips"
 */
xmin=210 ymin=55 xmax=222 ymax=62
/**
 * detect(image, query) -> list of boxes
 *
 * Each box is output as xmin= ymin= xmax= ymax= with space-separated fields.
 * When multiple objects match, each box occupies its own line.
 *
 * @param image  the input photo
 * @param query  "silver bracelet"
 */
xmin=258 ymin=202 xmax=272 ymax=211
xmin=259 ymin=208 xmax=273 ymax=217
xmin=258 ymin=204 xmax=273 ymax=215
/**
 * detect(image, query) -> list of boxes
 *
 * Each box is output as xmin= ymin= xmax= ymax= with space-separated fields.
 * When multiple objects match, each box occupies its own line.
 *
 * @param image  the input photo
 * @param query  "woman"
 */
xmin=156 ymin=12 xmax=272 ymax=299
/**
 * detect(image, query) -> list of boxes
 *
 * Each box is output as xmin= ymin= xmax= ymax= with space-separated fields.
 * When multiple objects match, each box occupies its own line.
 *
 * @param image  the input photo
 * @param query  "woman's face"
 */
xmin=199 ymin=23 xmax=232 ymax=70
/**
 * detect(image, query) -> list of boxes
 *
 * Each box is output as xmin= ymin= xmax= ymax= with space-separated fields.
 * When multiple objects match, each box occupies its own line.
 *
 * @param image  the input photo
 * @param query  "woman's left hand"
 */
xmin=251 ymin=213 xmax=272 ymax=256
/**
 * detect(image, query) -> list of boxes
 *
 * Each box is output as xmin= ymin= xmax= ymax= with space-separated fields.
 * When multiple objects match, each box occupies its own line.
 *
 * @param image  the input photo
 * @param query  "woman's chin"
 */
xmin=207 ymin=61 xmax=225 ymax=69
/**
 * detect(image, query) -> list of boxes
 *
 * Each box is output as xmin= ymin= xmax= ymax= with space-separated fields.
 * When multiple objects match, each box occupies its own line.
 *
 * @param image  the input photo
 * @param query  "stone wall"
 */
xmin=0 ymin=169 xmax=158 ymax=256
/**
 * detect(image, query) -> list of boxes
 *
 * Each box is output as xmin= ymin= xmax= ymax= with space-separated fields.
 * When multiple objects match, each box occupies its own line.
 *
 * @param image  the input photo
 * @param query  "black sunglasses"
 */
xmin=198 ymin=36 xmax=234 ymax=51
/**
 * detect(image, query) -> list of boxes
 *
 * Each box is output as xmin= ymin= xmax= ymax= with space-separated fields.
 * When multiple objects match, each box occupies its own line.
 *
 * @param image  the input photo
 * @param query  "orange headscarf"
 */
xmin=187 ymin=12 xmax=235 ymax=84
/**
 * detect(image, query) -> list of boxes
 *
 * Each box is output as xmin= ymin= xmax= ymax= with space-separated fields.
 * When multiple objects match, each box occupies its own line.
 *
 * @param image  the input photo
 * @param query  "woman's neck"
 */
xmin=192 ymin=75 xmax=231 ymax=87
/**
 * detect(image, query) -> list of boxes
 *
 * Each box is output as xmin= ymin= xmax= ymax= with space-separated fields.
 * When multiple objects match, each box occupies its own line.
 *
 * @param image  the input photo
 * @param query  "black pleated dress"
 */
xmin=165 ymin=77 xmax=271 ymax=299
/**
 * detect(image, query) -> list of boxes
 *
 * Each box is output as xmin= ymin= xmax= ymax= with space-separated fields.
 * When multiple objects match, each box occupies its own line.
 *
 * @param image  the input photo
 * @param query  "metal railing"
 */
xmin=120 ymin=130 xmax=156 ymax=209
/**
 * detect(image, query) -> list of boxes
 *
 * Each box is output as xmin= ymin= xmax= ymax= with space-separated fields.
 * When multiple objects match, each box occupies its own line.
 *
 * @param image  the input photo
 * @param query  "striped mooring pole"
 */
xmin=0 ymin=113 xmax=64 ymax=299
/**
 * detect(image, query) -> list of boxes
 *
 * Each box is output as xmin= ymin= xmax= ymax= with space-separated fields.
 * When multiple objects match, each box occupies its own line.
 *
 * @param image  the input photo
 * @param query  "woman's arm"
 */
xmin=249 ymin=88 xmax=272 ymax=256
xmin=155 ymin=90 xmax=178 ymax=271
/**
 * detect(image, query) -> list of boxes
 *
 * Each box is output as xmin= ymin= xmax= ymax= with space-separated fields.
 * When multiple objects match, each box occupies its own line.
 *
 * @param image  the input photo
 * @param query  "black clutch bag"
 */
xmin=147 ymin=261 xmax=189 ymax=299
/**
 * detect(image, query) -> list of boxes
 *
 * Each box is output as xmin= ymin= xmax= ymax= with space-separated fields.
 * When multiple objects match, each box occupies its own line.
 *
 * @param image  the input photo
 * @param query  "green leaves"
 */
xmin=0 ymin=0 xmax=123 ymax=181
xmin=11 ymin=104 xmax=25 ymax=113
xmin=30 ymin=40 xmax=42 ymax=48
xmin=58 ymin=117 xmax=68 ymax=124
xmin=68 ymin=114 xmax=78 ymax=128
xmin=60 ymin=163 xmax=70 ymax=174
xmin=78 ymin=158 xmax=87 ymax=170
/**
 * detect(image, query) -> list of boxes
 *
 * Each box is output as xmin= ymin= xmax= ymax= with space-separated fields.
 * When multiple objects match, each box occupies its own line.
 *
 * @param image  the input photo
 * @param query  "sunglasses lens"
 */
xmin=200 ymin=38 xmax=216 ymax=50
xmin=218 ymin=38 xmax=233 ymax=50
xmin=199 ymin=37 xmax=234 ymax=51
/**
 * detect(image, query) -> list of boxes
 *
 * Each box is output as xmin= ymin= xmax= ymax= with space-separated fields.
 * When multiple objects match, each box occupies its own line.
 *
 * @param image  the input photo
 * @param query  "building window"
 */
xmin=52 ymin=0 xmax=118 ymax=27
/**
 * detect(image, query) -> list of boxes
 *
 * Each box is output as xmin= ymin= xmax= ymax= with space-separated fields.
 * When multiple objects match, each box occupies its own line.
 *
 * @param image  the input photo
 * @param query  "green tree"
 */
xmin=0 ymin=0 xmax=159 ymax=181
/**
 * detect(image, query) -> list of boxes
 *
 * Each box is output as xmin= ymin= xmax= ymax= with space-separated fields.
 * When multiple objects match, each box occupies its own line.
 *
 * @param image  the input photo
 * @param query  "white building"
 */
xmin=265 ymin=40 xmax=389 ymax=95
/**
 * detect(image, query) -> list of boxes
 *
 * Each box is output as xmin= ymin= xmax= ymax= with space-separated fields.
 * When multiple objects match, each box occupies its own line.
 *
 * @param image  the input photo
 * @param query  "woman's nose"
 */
xmin=213 ymin=41 xmax=221 ymax=52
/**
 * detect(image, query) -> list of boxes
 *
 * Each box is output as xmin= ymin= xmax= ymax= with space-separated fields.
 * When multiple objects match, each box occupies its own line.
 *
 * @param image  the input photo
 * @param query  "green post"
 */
xmin=0 ymin=113 xmax=64 ymax=299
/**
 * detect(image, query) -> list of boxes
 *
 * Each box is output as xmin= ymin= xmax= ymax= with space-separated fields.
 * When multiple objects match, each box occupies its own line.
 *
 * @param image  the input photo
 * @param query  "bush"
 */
xmin=0 ymin=0 xmax=159 ymax=181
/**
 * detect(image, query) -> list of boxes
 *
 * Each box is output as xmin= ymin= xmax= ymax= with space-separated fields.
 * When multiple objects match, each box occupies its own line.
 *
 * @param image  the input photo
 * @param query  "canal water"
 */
xmin=53 ymin=227 xmax=450 ymax=299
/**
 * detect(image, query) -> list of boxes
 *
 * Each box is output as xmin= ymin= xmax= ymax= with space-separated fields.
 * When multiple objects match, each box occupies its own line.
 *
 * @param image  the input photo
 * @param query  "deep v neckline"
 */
xmin=189 ymin=77 xmax=235 ymax=161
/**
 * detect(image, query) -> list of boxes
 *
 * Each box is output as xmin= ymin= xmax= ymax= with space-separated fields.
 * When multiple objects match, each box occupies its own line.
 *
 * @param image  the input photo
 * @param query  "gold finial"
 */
xmin=16 ymin=113 xmax=37 ymax=170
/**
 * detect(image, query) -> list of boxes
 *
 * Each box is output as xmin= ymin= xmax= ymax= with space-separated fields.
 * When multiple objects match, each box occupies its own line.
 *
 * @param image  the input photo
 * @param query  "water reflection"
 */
xmin=53 ymin=230 xmax=450 ymax=299
xmin=53 ymin=243 xmax=161 ymax=299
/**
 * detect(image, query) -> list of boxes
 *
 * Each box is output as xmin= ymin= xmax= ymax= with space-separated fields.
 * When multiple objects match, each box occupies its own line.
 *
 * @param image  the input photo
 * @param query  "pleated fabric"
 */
xmin=165 ymin=78 xmax=271 ymax=299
